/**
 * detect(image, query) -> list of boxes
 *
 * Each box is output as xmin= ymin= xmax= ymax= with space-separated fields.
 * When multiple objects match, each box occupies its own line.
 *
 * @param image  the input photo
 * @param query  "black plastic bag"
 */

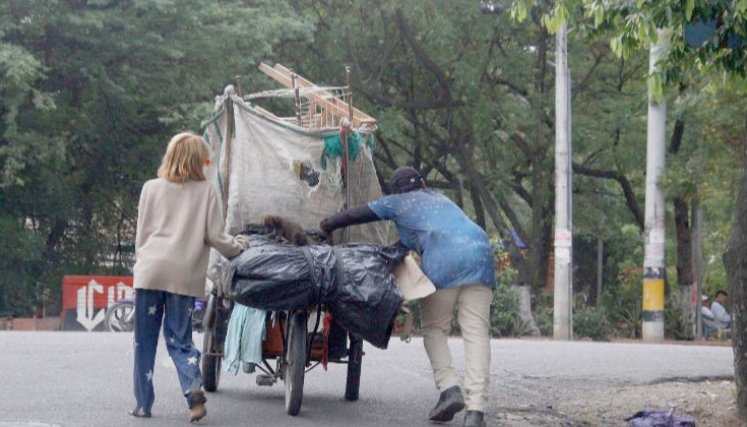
xmin=230 ymin=239 xmax=337 ymax=310
xmin=229 ymin=235 xmax=407 ymax=349
xmin=327 ymin=244 xmax=408 ymax=349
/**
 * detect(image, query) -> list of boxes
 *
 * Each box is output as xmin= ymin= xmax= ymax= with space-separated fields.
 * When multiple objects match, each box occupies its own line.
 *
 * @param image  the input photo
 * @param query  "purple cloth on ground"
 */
xmin=626 ymin=409 xmax=696 ymax=427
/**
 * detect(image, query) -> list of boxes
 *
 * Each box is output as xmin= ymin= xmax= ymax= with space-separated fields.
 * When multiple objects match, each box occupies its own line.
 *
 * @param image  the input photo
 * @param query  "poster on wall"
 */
xmin=61 ymin=276 xmax=133 ymax=331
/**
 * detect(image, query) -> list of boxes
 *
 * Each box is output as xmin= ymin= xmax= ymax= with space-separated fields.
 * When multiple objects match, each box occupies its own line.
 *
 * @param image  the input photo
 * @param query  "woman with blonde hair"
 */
xmin=130 ymin=132 xmax=247 ymax=422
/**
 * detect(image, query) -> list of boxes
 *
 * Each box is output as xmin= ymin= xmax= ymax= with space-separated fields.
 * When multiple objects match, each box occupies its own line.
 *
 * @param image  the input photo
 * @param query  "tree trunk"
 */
xmin=673 ymin=198 xmax=692 ymax=287
xmin=469 ymin=180 xmax=487 ymax=230
xmin=670 ymin=116 xmax=693 ymax=333
xmin=673 ymin=197 xmax=693 ymax=336
xmin=529 ymin=23 xmax=554 ymax=295
xmin=723 ymin=112 xmax=747 ymax=423
xmin=590 ymin=236 xmax=603 ymax=305
xmin=512 ymin=285 xmax=540 ymax=336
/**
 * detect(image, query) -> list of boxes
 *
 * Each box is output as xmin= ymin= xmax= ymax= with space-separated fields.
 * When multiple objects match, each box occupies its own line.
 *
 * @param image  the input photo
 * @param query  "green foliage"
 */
xmin=488 ymin=242 xmax=522 ymax=336
xmin=573 ymin=303 xmax=613 ymax=341
xmin=525 ymin=292 xmax=616 ymax=341
xmin=665 ymin=296 xmax=692 ymax=340
xmin=490 ymin=284 xmax=520 ymax=337
xmin=0 ymin=216 xmax=44 ymax=316
xmin=0 ymin=0 xmax=312 ymax=316
xmin=406 ymin=300 xmax=423 ymax=333
xmin=601 ymin=262 xmax=643 ymax=338
xmin=533 ymin=292 xmax=554 ymax=336
xmin=512 ymin=0 xmax=747 ymax=104
xmin=581 ymin=0 xmax=747 ymax=79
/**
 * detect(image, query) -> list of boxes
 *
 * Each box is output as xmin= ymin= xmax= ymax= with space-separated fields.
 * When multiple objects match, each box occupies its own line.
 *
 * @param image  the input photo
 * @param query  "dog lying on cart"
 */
xmin=202 ymin=222 xmax=404 ymax=416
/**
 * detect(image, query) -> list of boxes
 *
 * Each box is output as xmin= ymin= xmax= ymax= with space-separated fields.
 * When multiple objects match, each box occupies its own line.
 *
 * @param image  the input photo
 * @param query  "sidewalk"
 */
xmin=0 ymin=316 xmax=60 ymax=331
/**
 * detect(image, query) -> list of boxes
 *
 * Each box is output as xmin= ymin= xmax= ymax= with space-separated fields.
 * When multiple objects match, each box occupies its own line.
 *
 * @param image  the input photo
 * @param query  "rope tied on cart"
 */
xmin=331 ymin=247 xmax=345 ymax=300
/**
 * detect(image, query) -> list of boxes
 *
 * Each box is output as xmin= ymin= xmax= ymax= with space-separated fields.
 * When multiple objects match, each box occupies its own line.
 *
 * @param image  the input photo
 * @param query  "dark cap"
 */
xmin=389 ymin=166 xmax=424 ymax=194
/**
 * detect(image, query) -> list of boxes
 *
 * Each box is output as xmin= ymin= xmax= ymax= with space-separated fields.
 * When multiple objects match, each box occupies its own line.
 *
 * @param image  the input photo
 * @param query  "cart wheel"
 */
xmin=105 ymin=300 xmax=135 ymax=332
xmin=285 ymin=311 xmax=307 ymax=416
xmin=344 ymin=335 xmax=363 ymax=401
xmin=202 ymin=294 xmax=221 ymax=392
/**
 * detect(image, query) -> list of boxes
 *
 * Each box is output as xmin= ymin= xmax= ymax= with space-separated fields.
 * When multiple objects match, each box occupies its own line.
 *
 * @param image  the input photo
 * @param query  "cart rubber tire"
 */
xmin=202 ymin=294 xmax=221 ymax=392
xmin=285 ymin=311 xmax=307 ymax=416
xmin=344 ymin=335 xmax=363 ymax=401
xmin=105 ymin=300 xmax=134 ymax=332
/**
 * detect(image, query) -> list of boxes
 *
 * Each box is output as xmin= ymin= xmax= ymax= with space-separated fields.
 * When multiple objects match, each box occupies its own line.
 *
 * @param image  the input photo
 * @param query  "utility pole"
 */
xmin=553 ymin=22 xmax=573 ymax=340
xmin=642 ymin=31 xmax=668 ymax=341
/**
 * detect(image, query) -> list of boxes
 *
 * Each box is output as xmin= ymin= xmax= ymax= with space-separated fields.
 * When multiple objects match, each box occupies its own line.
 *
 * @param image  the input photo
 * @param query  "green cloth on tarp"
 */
xmin=223 ymin=303 xmax=266 ymax=375
xmin=321 ymin=131 xmax=376 ymax=169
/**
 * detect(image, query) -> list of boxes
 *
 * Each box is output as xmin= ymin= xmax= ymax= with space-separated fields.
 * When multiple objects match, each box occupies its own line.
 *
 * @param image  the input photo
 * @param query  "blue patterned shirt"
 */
xmin=368 ymin=190 xmax=495 ymax=289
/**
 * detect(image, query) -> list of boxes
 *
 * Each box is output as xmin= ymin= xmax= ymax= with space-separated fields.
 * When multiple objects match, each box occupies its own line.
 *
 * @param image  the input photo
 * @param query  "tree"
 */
xmin=0 ymin=0 xmax=312 ymax=315
xmin=573 ymin=0 xmax=747 ymax=419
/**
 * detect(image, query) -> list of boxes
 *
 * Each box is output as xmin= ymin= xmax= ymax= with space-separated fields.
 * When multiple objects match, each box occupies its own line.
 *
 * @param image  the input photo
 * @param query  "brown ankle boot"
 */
xmin=188 ymin=389 xmax=207 ymax=423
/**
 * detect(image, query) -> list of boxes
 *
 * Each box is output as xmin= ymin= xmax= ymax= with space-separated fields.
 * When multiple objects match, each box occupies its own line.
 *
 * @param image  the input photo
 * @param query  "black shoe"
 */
xmin=428 ymin=385 xmax=466 ymax=422
xmin=463 ymin=410 xmax=487 ymax=427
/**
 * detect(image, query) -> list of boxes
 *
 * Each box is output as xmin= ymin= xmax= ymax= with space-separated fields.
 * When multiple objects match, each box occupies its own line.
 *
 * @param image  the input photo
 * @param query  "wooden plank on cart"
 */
xmin=258 ymin=62 xmax=377 ymax=129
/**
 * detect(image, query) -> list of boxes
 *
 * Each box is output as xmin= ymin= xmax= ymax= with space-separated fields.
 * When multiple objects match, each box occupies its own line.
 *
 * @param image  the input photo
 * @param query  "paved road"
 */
xmin=0 ymin=332 xmax=733 ymax=426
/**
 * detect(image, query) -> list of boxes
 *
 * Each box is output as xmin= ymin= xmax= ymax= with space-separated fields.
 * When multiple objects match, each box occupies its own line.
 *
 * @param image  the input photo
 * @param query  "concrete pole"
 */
xmin=222 ymin=86 xmax=235 ymax=218
xmin=553 ymin=22 xmax=573 ymax=340
xmin=642 ymin=31 xmax=668 ymax=341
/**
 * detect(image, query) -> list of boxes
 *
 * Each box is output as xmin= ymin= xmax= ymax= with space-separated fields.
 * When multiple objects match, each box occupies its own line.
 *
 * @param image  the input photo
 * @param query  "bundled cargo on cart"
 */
xmin=229 ymin=233 xmax=407 ymax=349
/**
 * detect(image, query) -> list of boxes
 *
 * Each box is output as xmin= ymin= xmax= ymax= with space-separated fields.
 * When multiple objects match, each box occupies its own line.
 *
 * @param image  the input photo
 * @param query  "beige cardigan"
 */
xmin=133 ymin=178 xmax=242 ymax=298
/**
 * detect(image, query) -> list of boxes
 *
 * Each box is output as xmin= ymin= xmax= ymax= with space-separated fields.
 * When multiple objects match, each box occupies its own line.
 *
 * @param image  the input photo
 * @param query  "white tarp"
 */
xmin=227 ymin=104 xmax=341 ymax=233
xmin=204 ymin=93 xmax=389 ymax=295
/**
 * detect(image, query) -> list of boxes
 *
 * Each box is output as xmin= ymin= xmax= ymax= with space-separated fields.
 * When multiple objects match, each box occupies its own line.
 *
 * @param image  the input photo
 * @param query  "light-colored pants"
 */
xmin=421 ymin=284 xmax=492 ymax=412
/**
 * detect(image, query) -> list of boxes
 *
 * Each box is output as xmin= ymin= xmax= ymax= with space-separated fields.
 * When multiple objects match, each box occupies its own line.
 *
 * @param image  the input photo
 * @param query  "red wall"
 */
xmin=61 ymin=276 xmax=133 ymax=331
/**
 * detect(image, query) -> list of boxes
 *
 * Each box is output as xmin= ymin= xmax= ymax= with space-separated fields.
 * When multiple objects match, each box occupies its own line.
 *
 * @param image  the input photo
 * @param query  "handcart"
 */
xmin=199 ymin=63 xmax=388 ymax=417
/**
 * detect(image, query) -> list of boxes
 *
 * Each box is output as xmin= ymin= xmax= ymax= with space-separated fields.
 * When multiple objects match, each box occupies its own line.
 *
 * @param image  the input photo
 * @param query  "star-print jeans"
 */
xmin=133 ymin=289 xmax=203 ymax=414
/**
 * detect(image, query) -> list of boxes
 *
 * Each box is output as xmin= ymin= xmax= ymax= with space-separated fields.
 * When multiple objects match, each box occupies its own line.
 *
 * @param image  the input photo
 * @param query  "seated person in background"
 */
xmin=710 ymin=290 xmax=731 ymax=330
xmin=701 ymin=295 xmax=718 ymax=338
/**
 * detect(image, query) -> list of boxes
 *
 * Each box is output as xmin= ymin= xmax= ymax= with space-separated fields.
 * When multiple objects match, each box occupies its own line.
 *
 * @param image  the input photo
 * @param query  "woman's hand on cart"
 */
xmin=233 ymin=234 xmax=250 ymax=250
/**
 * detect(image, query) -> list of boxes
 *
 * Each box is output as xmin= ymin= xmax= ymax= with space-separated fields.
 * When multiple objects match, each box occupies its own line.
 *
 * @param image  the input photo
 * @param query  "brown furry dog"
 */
xmin=263 ymin=215 xmax=308 ymax=246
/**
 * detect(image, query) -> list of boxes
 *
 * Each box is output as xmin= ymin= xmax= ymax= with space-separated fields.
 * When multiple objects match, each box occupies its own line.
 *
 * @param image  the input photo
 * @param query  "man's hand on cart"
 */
xmin=319 ymin=218 xmax=334 ymax=234
xmin=320 ymin=205 xmax=379 ymax=235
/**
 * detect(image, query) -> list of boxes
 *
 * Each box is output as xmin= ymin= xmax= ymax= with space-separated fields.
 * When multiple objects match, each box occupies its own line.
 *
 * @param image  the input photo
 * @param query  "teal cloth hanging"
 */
xmin=320 ymin=131 xmax=375 ymax=169
xmin=223 ymin=304 xmax=266 ymax=375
